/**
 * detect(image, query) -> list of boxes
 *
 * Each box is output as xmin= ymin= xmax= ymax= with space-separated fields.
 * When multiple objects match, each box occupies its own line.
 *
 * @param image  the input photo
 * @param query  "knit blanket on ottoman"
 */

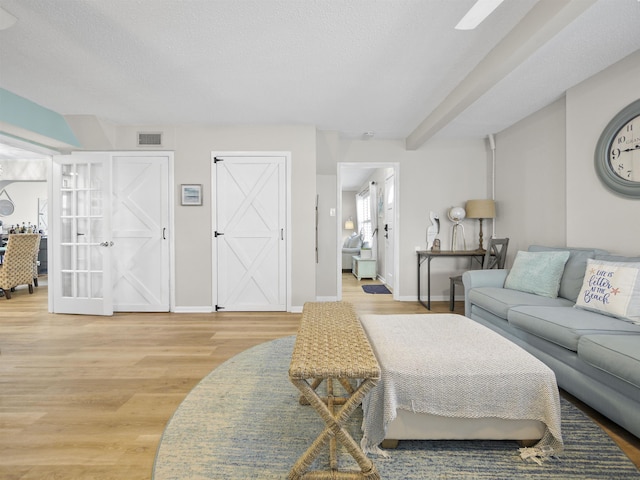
xmin=359 ymin=314 xmax=563 ymax=463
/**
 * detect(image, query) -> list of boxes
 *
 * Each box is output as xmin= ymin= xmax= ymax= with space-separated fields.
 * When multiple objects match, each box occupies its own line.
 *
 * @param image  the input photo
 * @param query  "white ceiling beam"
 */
xmin=405 ymin=0 xmax=597 ymax=150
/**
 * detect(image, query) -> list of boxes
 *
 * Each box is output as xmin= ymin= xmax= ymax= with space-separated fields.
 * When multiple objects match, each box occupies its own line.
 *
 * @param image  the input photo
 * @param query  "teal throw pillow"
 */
xmin=504 ymin=250 xmax=570 ymax=298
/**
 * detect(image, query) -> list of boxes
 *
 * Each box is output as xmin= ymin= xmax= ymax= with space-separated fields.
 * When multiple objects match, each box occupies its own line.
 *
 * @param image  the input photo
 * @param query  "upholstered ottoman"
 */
xmin=359 ymin=314 xmax=563 ymax=461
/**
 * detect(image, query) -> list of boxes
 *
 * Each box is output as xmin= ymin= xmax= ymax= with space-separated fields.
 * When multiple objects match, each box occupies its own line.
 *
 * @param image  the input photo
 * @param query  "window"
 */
xmin=356 ymin=189 xmax=372 ymax=244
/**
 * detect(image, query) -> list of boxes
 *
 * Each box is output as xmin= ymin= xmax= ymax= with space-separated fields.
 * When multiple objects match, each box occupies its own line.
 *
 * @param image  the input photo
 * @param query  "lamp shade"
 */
xmin=465 ymin=199 xmax=495 ymax=219
xmin=344 ymin=219 xmax=354 ymax=230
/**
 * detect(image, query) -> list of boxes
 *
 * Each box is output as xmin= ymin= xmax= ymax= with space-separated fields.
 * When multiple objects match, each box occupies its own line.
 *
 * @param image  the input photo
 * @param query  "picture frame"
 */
xmin=181 ymin=184 xmax=202 ymax=206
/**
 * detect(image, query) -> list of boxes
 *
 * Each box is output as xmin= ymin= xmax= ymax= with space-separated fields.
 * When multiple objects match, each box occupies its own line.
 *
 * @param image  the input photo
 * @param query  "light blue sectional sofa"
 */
xmin=462 ymin=245 xmax=640 ymax=439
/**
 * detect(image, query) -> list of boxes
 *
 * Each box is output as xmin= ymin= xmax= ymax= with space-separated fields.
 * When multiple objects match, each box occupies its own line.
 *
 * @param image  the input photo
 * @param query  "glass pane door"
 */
xmin=52 ymin=153 xmax=113 ymax=315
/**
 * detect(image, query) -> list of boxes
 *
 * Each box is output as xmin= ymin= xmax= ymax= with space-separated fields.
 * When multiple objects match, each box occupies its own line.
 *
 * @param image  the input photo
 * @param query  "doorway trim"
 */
xmin=337 ymin=162 xmax=400 ymax=300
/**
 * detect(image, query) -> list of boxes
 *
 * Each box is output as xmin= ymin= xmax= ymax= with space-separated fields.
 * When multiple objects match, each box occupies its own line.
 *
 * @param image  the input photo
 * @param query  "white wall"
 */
xmin=112 ymin=124 xmax=317 ymax=310
xmin=324 ymin=136 xmax=489 ymax=301
xmin=495 ymin=49 xmax=640 ymax=260
xmin=565 ymin=50 xmax=640 ymax=255
xmin=495 ymin=98 xmax=567 ymax=263
xmin=0 ymin=181 xmax=47 ymax=232
xmin=400 ymin=138 xmax=489 ymax=301
xmin=316 ymin=174 xmax=337 ymax=299
xmin=58 ymin=50 xmax=640 ymax=310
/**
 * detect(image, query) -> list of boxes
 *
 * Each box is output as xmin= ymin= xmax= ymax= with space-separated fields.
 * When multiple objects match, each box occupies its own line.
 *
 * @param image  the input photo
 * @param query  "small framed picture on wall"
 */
xmin=181 ymin=184 xmax=202 ymax=206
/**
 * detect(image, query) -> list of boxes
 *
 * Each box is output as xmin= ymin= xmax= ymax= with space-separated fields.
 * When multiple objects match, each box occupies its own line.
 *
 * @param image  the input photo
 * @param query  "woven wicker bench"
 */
xmin=288 ymin=301 xmax=381 ymax=480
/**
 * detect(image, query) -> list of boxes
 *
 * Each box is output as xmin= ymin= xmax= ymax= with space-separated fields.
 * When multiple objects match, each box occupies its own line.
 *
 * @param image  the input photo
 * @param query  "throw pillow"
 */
xmin=504 ymin=250 xmax=570 ymax=298
xmin=347 ymin=234 xmax=362 ymax=248
xmin=528 ymin=246 xmax=601 ymax=302
xmin=574 ymin=259 xmax=640 ymax=324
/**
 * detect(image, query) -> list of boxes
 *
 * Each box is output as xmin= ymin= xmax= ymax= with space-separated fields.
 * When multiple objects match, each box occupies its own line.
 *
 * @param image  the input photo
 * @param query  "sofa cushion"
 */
xmin=595 ymin=254 xmax=640 ymax=262
xmin=578 ymin=334 xmax=640 ymax=389
xmin=468 ymin=287 xmax=573 ymax=319
xmin=528 ymin=245 xmax=606 ymax=302
xmin=574 ymin=259 xmax=640 ymax=324
xmin=508 ymin=306 xmax=640 ymax=352
xmin=504 ymin=250 xmax=570 ymax=298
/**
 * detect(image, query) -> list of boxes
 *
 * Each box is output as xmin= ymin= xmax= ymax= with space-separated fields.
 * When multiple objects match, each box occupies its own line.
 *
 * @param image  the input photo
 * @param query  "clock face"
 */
xmin=608 ymin=113 xmax=640 ymax=182
xmin=594 ymin=98 xmax=640 ymax=198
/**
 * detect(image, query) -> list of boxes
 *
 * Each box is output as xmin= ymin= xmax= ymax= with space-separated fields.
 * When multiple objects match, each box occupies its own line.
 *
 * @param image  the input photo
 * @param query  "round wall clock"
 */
xmin=594 ymin=98 xmax=640 ymax=198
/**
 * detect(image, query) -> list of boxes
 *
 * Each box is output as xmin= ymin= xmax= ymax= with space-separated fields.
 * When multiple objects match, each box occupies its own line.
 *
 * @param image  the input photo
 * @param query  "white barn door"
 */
xmin=212 ymin=154 xmax=286 ymax=311
xmin=112 ymin=154 xmax=170 ymax=311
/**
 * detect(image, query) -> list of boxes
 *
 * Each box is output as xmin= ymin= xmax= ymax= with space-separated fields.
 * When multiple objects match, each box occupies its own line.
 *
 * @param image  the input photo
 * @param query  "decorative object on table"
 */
xmin=447 ymin=206 xmax=467 ymax=251
xmin=426 ymin=211 xmax=440 ymax=250
xmin=180 ymin=184 xmax=202 ymax=206
xmin=344 ymin=217 xmax=354 ymax=230
xmin=431 ymin=238 xmax=441 ymax=252
xmin=465 ymin=199 xmax=496 ymax=250
xmin=594 ymin=98 xmax=640 ymax=198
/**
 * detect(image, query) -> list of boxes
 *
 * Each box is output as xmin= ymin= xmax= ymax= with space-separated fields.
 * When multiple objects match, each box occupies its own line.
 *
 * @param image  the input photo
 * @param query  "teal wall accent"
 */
xmin=0 ymin=88 xmax=80 ymax=147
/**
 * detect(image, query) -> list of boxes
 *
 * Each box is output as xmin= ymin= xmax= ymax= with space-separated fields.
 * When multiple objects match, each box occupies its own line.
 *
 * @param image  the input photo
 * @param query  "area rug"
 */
xmin=153 ymin=336 xmax=640 ymax=480
xmin=362 ymin=284 xmax=391 ymax=294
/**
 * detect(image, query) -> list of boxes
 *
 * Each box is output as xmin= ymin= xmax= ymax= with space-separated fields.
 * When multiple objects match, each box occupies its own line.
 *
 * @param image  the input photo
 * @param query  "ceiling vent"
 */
xmin=137 ymin=132 xmax=162 ymax=147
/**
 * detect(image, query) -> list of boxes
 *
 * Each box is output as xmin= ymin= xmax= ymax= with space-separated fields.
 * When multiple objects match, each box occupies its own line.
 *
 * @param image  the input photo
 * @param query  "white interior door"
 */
xmin=112 ymin=154 xmax=170 ymax=311
xmin=213 ymin=154 xmax=286 ymax=311
xmin=384 ymin=174 xmax=395 ymax=289
xmin=52 ymin=152 xmax=113 ymax=315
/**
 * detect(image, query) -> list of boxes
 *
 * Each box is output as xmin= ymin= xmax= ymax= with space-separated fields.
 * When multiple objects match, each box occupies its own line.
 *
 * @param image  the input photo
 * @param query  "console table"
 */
xmin=417 ymin=249 xmax=487 ymax=310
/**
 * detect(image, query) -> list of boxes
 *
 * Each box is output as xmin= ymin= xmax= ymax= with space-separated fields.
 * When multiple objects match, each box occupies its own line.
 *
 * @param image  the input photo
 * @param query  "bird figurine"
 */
xmin=426 ymin=211 xmax=440 ymax=250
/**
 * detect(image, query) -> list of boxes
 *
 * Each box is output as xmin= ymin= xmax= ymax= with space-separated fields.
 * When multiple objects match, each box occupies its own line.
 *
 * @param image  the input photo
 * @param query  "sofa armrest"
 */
xmin=462 ymin=269 xmax=509 ymax=289
xmin=462 ymin=269 xmax=509 ymax=316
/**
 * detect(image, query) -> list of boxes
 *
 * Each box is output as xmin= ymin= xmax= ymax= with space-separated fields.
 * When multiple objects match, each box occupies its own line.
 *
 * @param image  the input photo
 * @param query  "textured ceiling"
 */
xmin=0 ymin=0 xmax=639 ymax=147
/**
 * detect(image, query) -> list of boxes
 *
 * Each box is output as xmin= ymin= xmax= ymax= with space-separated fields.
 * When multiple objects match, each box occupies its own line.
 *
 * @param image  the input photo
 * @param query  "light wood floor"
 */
xmin=0 ymin=274 xmax=638 ymax=479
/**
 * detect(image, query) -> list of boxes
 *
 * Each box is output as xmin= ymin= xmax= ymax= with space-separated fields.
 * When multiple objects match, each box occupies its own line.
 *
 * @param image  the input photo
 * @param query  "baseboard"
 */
xmin=316 ymin=296 xmax=338 ymax=302
xmin=395 ymin=295 xmax=453 ymax=302
xmin=173 ymin=306 xmax=215 ymax=313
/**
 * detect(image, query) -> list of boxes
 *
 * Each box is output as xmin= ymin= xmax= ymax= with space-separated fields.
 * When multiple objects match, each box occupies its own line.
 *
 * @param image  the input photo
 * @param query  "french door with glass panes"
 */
xmin=52 ymin=153 xmax=113 ymax=315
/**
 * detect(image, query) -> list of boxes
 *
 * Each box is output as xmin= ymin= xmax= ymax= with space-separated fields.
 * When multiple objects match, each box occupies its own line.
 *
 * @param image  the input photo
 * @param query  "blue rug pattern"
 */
xmin=362 ymin=284 xmax=391 ymax=294
xmin=153 ymin=336 xmax=639 ymax=480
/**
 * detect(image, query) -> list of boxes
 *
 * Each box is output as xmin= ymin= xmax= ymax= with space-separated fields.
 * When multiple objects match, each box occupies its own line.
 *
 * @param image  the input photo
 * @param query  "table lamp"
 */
xmin=465 ymin=199 xmax=495 ymax=250
xmin=344 ymin=217 xmax=354 ymax=230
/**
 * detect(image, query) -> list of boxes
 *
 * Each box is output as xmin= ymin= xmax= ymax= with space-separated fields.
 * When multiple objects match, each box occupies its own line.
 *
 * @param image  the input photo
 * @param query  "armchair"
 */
xmin=341 ymin=233 xmax=363 ymax=269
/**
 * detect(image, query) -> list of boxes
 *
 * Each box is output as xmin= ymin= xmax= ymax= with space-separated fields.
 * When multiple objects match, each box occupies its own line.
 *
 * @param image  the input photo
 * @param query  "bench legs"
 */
xmin=289 ymin=377 xmax=380 ymax=480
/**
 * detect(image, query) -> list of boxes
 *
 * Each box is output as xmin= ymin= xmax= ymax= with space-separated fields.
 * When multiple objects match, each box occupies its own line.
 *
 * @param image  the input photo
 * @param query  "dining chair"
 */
xmin=0 ymin=234 xmax=41 ymax=299
xmin=32 ymin=233 xmax=41 ymax=287
xmin=449 ymin=237 xmax=509 ymax=311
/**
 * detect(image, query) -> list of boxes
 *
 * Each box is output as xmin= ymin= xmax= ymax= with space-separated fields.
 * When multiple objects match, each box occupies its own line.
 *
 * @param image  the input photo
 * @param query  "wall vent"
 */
xmin=137 ymin=132 xmax=163 ymax=147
